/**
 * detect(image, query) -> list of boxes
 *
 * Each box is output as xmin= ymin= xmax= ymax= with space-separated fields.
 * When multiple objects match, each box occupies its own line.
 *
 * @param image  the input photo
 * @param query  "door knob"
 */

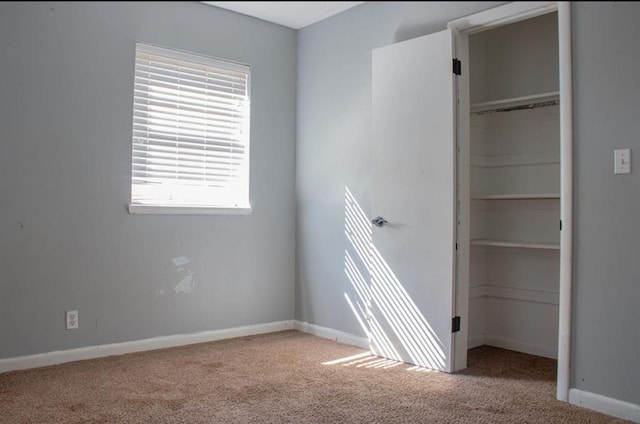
xmin=372 ymin=216 xmax=388 ymax=227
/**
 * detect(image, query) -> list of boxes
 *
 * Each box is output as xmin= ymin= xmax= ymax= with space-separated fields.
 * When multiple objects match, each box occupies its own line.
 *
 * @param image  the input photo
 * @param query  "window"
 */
xmin=129 ymin=43 xmax=251 ymax=214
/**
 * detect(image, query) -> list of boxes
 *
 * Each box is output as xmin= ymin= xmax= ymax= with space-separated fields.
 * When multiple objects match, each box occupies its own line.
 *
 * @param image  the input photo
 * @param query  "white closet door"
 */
xmin=371 ymin=29 xmax=457 ymax=372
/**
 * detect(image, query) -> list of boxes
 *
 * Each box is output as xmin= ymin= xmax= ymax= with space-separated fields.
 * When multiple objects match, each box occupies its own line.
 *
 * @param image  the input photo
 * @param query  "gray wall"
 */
xmin=296 ymin=1 xmax=504 ymax=338
xmin=572 ymin=1 xmax=640 ymax=406
xmin=296 ymin=0 xmax=640 ymax=408
xmin=0 ymin=2 xmax=297 ymax=358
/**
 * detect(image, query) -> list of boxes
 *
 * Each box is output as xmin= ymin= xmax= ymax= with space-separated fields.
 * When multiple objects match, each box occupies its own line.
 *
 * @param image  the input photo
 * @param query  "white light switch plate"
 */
xmin=614 ymin=148 xmax=631 ymax=174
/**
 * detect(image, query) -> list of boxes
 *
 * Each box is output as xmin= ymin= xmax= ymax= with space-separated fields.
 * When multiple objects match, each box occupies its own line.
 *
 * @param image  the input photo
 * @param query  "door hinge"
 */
xmin=452 ymin=316 xmax=461 ymax=333
xmin=455 ymin=242 xmax=458 ymax=250
xmin=560 ymin=220 xmax=563 ymax=231
xmin=453 ymin=58 xmax=462 ymax=75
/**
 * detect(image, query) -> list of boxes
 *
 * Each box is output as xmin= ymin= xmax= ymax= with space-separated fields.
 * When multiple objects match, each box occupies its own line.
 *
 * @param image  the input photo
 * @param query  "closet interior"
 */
xmin=467 ymin=12 xmax=561 ymax=359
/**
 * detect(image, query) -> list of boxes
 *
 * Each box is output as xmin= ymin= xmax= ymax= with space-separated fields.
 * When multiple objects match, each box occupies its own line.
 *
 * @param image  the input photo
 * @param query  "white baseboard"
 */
xmin=0 ymin=320 xmax=295 ymax=374
xmin=569 ymin=389 xmax=640 ymax=423
xmin=294 ymin=320 xmax=369 ymax=350
xmin=477 ymin=335 xmax=557 ymax=359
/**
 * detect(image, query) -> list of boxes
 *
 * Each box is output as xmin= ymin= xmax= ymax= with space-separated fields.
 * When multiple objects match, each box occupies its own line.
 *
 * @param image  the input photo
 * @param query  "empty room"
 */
xmin=0 ymin=1 xmax=638 ymax=423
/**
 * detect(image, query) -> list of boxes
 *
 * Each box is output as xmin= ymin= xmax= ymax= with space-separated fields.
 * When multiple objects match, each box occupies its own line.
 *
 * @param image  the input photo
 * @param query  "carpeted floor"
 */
xmin=0 ymin=330 xmax=630 ymax=423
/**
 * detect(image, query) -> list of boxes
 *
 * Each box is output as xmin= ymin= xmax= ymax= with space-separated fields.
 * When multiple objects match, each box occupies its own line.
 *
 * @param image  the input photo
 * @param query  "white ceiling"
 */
xmin=202 ymin=2 xmax=364 ymax=30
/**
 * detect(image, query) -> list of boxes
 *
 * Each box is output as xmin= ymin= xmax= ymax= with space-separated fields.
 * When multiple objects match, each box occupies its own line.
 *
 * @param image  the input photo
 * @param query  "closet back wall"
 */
xmin=0 ymin=2 xmax=297 ymax=359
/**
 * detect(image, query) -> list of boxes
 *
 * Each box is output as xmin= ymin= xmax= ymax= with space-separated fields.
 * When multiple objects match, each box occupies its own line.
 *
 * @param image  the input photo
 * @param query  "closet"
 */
xmin=466 ymin=12 xmax=560 ymax=359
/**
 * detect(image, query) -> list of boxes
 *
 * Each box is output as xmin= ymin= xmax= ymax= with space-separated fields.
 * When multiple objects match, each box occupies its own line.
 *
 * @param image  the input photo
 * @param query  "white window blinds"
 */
xmin=131 ymin=43 xmax=250 ymax=211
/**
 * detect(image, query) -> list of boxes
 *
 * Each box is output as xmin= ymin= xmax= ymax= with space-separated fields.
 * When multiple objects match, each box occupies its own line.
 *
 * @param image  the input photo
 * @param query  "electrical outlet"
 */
xmin=66 ymin=310 xmax=78 ymax=330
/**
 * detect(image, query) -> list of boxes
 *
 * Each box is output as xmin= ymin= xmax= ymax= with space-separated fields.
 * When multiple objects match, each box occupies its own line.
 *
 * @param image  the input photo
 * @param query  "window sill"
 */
xmin=127 ymin=204 xmax=252 ymax=215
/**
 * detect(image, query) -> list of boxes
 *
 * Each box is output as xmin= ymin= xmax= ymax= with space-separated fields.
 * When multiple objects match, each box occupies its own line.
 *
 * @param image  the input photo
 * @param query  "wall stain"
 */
xmin=171 ymin=256 xmax=196 ymax=295
xmin=153 ymin=257 xmax=197 ymax=296
xmin=174 ymin=271 xmax=196 ymax=295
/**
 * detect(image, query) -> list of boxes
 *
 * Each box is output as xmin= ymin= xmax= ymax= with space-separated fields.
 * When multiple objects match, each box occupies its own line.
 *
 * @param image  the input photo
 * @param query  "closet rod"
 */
xmin=471 ymin=99 xmax=559 ymax=115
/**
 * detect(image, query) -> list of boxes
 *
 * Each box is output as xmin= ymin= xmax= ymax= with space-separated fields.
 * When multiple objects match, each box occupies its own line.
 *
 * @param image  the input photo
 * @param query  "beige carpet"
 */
xmin=0 ymin=330 xmax=629 ymax=423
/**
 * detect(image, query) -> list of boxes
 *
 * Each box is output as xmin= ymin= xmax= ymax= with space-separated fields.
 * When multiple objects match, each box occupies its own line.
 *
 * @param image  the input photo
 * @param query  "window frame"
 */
xmin=127 ymin=43 xmax=252 ymax=216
